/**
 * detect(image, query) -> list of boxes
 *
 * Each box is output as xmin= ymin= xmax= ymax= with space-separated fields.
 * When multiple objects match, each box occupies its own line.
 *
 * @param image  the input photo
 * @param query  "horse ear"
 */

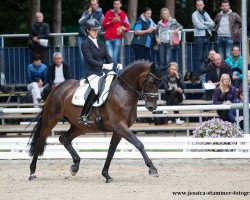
xmin=150 ymin=63 xmax=156 ymax=71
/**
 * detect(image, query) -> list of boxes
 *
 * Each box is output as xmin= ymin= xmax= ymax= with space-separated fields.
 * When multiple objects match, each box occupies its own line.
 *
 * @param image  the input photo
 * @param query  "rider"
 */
xmin=79 ymin=18 xmax=117 ymax=124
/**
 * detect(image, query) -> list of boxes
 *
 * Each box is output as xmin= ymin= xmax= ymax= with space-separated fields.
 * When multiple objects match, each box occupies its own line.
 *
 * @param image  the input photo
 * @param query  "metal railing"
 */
xmin=0 ymin=30 xmax=200 ymax=84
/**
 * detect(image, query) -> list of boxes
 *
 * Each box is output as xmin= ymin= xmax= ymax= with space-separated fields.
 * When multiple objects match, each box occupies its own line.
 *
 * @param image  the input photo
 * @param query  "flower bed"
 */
xmin=192 ymin=118 xmax=244 ymax=152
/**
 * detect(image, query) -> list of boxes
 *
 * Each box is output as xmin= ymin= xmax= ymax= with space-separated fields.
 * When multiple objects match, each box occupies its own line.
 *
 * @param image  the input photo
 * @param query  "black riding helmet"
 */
xmin=84 ymin=18 xmax=101 ymax=30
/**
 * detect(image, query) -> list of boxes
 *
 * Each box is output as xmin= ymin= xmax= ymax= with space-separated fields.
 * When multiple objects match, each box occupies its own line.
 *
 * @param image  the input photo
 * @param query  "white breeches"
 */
xmin=87 ymin=73 xmax=105 ymax=95
xmin=27 ymin=82 xmax=44 ymax=103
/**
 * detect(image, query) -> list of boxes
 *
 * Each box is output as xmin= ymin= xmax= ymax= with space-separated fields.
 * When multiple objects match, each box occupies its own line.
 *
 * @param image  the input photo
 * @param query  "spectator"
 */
xmin=78 ymin=0 xmax=104 ymax=78
xmin=201 ymin=49 xmax=216 ymax=87
xmin=206 ymin=53 xmax=232 ymax=87
xmin=213 ymin=73 xmax=237 ymax=122
xmin=102 ymin=0 xmax=130 ymax=63
xmin=27 ymin=54 xmax=48 ymax=104
xmin=43 ymin=52 xmax=71 ymax=100
xmin=229 ymin=87 xmax=249 ymax=129
xmin=192 ymin=0 xmax=214 ymax=74
xmin=131 ymin=7 xmax=157 ymax=61
xmin=163 ymin=62 xmax=185 ymax=125
xmin=156 ymin=7 xmax=183 ymax=75
xmin=214 ymin=0 xmax=242 ymax=59
xmin=225 ymin=45 xmax=242 ymax=88
xmin=29 ymin=12 xmax=50 ymax=66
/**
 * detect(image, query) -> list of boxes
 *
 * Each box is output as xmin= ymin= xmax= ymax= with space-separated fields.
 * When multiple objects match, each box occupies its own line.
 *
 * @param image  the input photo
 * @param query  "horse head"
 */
xmin=139 ymin=62 xmax=163 ymax=111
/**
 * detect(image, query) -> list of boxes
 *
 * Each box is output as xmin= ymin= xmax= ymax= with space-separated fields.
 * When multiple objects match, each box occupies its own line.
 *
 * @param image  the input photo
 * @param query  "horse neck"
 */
xmin=120 ymin=67 xmax=146 ymax=93
xmin=114 ymin=67 xmax=146 ymax=106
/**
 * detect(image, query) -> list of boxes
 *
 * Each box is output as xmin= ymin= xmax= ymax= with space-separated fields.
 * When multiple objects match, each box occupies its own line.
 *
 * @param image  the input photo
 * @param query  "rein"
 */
xmin=116 ymin=71 xmax=162 ymax=100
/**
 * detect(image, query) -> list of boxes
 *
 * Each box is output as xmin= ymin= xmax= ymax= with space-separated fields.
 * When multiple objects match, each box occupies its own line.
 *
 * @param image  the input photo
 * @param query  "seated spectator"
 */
xmin=163 ymin=62 xmax=185 ymax=124
xmin=27 ymin=54 xmax=47 ymax=104
xmin=131 ymin=7 xmax=157 ymax=61
xmin=0 ymin=72 xmax=6 ymax=94
xmin=228 ymin=87 xmax=246 ymax=129
xmin=206 ymin=53 xmax=232 ymax=87
xmin=156 ymin=7 xmax=183 ymax=75
xmin=213 ymin=73 xmax=237 ymax=122
xmin=43 ymin=52 xmax=71 ymax=100
xmin=201 ymin=50 xmax=216 ymax=92
xmin=225 ymin=45 xmax=242 ymax=88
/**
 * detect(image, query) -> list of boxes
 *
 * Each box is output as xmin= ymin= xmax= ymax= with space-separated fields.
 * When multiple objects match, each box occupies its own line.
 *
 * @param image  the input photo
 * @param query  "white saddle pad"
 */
xmin=72 ymin=71 xmax=116 ymax=107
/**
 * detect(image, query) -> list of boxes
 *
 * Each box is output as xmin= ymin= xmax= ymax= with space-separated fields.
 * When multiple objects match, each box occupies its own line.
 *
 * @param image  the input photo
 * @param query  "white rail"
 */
xmin=0 ymin=136 xmax=250 ymax=159
xmin=0 ymin=103 xmax=248 ymax=114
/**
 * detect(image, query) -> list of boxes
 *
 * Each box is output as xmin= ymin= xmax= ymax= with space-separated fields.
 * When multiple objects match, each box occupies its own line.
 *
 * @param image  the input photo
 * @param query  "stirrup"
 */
xmin=78 ymin=115 xmax=93 ymax=125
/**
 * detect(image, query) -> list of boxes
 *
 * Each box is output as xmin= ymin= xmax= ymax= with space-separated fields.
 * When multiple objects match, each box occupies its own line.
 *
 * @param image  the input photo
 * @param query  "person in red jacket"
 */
xmin=102 ymin=0 xmax=130 ymax=63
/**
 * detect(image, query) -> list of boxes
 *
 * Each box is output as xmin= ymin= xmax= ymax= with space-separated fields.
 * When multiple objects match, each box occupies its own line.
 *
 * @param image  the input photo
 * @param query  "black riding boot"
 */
xmin=78 ymin=89 xmax=97 ymax=124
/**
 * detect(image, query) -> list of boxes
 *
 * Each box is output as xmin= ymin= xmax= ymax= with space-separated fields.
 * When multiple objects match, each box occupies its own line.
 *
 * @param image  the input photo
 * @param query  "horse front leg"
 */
xmin=118 ymin=127 xmax=158 ymax=177
xmin=59 ymin=126 xmax=81 ymax=176
xmin=102 ymin=133 xmax=122 ymax=183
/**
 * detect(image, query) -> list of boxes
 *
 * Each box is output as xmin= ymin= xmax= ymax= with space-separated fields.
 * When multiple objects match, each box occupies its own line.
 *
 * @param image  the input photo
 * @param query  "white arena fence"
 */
xmin=1 ymin=136 xmax=250 ymax=159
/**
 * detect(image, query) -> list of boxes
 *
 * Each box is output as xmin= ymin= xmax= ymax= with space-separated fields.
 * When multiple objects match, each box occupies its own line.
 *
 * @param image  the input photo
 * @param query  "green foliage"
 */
xmin=0 ymin=0 xmax=247 ymax=35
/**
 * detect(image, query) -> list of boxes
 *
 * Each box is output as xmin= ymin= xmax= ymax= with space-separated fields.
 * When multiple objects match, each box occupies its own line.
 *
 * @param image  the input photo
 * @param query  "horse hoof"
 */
xmin=105 ymin=178 xmax=113 ymax=183
xmin=29 ymin=174 xmax=37 ymax=181
xmin=149 ymin=169 xmax=159 ymax=177
xmin=70 ymin=166 xmax=78 ymax=176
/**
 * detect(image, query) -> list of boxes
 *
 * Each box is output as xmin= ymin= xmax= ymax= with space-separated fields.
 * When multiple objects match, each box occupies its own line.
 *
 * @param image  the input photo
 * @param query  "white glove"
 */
xmin=102 ymin=63 xmax=113 ymax=70
xmin=117 ymin=63 xmax=123 ymax=70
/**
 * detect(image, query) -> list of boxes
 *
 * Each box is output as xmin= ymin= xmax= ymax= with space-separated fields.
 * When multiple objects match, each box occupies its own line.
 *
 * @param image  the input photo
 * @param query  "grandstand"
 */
xmin=0 ymin=30 xmax=247 ymax=137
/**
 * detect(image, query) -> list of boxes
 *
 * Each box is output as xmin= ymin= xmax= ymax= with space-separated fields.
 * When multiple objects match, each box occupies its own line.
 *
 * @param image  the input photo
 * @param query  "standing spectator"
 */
xmin=163 ymin=62 xmax=185 ymax=125
xmin=225 ymin=45 xmax=242 ymax=88
xmin=27 ymin=54 xmax=47 ymax=104
xmin=192 ymin=0 xmax=214 ymax=74
xmin=213 ymin=73 xmax=237 ymax=122
xmin=43 ymin=52 xmax=71 ymax=100
xmin=29 ymin=12 xmax=50 ymax=66
xmin=206 ymin=53 xmax=232 ymax=87
xmin=214 ymin=0 xmax=242 ymax=59
xmin=78 ymin=0 xmax=104 ymax=78
xmin=102 ymin=0 xmax=130 ymax=63
xmin=156 ymin=7 xmax=183 ymax=74
xmin=131 ymin=7 xmax=157 ymax=61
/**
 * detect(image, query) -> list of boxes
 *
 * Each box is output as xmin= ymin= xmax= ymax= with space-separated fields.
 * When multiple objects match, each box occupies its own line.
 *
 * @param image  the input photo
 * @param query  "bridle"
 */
xmin=140 ymin=71 xmax=163 ymax=101
xmin=116 ymin=69 xmax=163 ymax=100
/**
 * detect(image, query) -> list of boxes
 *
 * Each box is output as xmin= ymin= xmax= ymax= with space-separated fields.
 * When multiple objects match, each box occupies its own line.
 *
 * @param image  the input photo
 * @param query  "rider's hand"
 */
xmin=102 ymin=63 xmax=113 ymax=70
xmin=117 ymin=63 xmax=123 ymax=70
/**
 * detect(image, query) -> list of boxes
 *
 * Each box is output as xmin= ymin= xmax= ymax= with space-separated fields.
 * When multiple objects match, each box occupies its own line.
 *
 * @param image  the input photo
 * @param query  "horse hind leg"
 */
xmin=29 ymin=110 xmax=62 ymax=181
xmin=59 ymin=125 xmax=82 ymax=176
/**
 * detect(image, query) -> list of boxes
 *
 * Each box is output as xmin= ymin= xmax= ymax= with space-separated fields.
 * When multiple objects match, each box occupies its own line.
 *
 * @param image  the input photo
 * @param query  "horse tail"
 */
xmin=28 ymin=109 xmax=46 ymax=156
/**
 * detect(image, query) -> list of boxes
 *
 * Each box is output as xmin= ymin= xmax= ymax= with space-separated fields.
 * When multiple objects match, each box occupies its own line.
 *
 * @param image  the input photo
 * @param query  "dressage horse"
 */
xmin=28 ymin=60 xmax=163 ymax=183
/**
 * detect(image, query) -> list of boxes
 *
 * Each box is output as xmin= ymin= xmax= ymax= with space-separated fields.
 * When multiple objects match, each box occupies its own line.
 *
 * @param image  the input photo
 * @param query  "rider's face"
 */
xmin=88 ymin=29 xmax=99 ymax=39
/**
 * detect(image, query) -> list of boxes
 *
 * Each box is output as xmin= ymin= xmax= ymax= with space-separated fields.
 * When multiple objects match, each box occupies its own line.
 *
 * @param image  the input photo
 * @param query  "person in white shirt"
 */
xmin=43 ymin=52 xmax=71 ymax=100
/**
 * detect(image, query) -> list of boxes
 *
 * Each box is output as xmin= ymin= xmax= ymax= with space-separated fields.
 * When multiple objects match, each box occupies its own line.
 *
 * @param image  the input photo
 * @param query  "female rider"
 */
xmin=79 ymin=18 xmax=117 ymax=124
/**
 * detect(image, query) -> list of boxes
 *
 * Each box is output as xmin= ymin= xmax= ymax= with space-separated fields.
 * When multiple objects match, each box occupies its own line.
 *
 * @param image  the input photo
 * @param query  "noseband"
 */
xmin=140 ymin=72 xmax=163 ymax=100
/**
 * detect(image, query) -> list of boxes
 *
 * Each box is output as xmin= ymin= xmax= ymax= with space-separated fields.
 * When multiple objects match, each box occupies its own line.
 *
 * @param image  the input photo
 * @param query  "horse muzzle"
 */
xmin=145 ymin=101 xmax=157 ymax=112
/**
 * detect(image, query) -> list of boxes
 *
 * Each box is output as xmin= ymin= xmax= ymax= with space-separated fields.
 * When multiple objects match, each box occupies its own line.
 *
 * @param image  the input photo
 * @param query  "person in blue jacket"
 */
xmin=225 ymin=45 xmax=243 ymax=88
xmin=27 ymin=54 xmax=47 ymax=104
xmin=131 ymin=7 xmax=157 ymax=61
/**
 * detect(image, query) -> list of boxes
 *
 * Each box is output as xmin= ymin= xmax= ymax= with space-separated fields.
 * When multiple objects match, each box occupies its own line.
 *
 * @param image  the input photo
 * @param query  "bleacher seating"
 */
xmin=0 ymin=88 xmax=217 ymax=136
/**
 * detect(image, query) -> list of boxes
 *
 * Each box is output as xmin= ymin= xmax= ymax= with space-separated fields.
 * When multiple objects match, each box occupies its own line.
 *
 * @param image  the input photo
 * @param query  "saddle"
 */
xmin=72 ymin=71 xmax=116 ymax=107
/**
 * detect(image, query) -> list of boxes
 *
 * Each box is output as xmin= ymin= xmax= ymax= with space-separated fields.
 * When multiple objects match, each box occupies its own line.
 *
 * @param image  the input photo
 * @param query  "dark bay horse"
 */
xmin=28 ymin=60 xmax=163 ymax=183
